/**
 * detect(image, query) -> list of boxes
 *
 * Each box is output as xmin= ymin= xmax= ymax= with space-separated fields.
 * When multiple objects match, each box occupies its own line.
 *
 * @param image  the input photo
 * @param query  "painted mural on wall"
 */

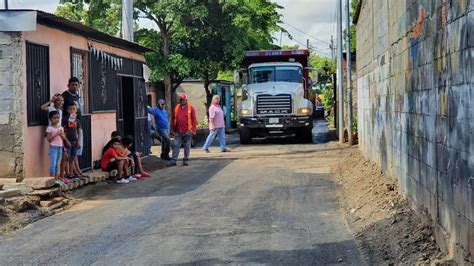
xmin=356 ymin=0 xmax=473 ymax=261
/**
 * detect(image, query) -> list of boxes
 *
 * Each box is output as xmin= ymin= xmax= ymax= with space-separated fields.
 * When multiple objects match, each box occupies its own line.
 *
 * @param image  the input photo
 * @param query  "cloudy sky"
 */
xmin=3 ymin=0 xmax=337 ymax=57
xmin=273 ymin=0 xmax=337 ymax=57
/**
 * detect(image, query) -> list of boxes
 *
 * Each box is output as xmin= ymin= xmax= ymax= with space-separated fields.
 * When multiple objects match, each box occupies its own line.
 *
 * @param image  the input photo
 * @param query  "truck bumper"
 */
xmin=239 ymin=116 xmax=312 ymax=137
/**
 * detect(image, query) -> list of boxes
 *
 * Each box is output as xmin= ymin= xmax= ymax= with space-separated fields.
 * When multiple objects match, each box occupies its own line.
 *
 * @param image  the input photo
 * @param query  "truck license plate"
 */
xmin=269 ymin=118 xmax=279 ymax=124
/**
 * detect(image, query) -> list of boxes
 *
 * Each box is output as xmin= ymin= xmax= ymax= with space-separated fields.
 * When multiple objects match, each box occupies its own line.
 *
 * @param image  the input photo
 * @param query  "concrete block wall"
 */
xmin=0 ymin=32 xmax=24 ymax=180
xmin=356 ymin=0 xmax=473 ymax=262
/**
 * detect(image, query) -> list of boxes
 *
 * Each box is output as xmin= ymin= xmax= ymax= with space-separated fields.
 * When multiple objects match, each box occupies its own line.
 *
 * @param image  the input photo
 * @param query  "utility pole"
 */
xmin=329 ymin=35 xmax=336 ymax=128
xmin=345 ymin=0 xmax=353 ymax=146
xmin=337 ymin=0 xmax=344 ymax=143
xmin=4 ymin=0 xmax=8 ymax=10
xmin=279 ymin=31 xmax=283 ymax=47
xmin=330 ymin=35 xmax=335 ymax=59
xmin=121 ymin=0 xmax=134 ymax=42
xmin=306 ymin=39 xmax=310 ymax=50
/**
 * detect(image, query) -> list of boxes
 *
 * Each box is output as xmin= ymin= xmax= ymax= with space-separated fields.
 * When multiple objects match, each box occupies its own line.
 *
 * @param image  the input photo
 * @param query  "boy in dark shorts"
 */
xmin=100 ymin=139 xmax=135 ymax=184
xmin=121 ymin=136 xmax=150 ymax=178
xmin=63 ymin=103 xmax=81 ymax=179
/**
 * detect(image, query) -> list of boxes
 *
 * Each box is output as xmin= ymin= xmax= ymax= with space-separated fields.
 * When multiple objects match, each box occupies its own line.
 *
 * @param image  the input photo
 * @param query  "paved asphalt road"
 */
xmin=0 ymin=121 xmax=364 ymax=265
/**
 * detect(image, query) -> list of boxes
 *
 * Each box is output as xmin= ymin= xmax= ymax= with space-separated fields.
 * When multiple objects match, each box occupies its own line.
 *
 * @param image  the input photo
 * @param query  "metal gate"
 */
xmin=71 ymin=50 xmax=92 ymax=171
xmin=134 ymin=78 xmax=150 ymax=155
xmin=79 ymin=114 xmax=92 ymax=170
xmin=116 ymin=76 xmax=124 ymax=136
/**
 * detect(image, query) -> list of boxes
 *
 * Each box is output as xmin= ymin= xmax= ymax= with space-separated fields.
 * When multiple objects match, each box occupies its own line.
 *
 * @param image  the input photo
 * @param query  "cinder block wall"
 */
xmin=0 ymin=32 xmax=24 ymax=180
xmin=356 ymin=0 xmax=473 ymax=261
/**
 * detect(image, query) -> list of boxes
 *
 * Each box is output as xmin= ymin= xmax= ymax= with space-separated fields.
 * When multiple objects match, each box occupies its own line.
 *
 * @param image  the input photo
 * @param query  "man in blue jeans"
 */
xmin=148 ymin=99 xmax=172 ymax=160
xmin=168 ymin=94 xmax=197 ymax=166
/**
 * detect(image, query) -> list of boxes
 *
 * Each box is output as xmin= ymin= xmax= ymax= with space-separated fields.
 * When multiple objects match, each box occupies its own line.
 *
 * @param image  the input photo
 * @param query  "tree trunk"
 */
xmin=204 ymin=79 xmax=213 ymax=110
xmin=204 ymin=79 xmax=213 ymax=124
xmin=162 ymin=34 xmax=173 ymax=125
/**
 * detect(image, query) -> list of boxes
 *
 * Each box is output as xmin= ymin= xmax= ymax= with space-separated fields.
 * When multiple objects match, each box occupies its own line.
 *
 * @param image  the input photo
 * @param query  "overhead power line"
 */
xmin=282 ymin=21 xmax=331 ymax=46
xmin=289 ymin=37 xmax=332 ymax=57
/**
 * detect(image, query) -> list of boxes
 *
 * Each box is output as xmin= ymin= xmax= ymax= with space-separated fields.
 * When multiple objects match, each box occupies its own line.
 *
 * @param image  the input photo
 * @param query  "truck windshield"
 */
xmin=249 ymin=66 xmax=302 ymax=84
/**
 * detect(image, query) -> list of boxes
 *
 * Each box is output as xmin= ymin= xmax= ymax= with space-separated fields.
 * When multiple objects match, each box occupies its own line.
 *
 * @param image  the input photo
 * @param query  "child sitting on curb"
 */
xmin=100 ymin=139 xmax=137 ymax=184
xmin=121 ymin=136 xmax=151 ymax=179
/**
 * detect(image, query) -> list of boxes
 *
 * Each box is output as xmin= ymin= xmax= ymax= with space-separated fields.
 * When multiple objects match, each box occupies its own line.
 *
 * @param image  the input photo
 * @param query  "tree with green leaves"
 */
xmin=309 ymin=55 xmax=335 ymax=86
xmin=57 ymin=0 xmax=121 ymax=36
xmin=134 ymin=0 xmax=212 ymax=110
xmin=58 ymin=0 xmax=207 ymax=110
xmin=184 ymin=0 xmax=282 ymax=108
xmin=57 ymin=0 xmax=283 ymax=111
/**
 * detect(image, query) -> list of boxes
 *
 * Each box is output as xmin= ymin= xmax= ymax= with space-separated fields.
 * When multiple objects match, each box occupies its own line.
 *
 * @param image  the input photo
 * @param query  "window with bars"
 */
xmin=26 ymin=42 xmax=50 ymax=126
xmin=71 ymin=49 xmax=90 ymax=114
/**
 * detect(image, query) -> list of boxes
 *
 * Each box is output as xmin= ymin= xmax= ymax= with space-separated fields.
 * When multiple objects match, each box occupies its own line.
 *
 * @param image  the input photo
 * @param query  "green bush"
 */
xmin=321 ymin=86 xmax=334 ymax=112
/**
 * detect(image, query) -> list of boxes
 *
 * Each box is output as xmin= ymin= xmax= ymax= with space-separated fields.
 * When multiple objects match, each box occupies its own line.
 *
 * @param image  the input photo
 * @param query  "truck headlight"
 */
xmin=240 ymin=109 xmax=251 ymax=116
xmin=297 ymin=107 xmax=311 ymax=115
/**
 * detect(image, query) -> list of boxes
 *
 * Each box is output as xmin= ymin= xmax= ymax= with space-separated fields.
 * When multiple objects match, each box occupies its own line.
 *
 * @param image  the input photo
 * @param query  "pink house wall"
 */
xmin=22 ymin=24 xmax=144 ymax=178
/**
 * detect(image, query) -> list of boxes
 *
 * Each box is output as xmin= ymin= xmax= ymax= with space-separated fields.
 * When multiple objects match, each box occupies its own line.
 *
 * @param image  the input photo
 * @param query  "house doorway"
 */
xmin=117 ymin=75 xmax=150 ymax=155
xmin=121 ymin=76 xmax=135 ymax=138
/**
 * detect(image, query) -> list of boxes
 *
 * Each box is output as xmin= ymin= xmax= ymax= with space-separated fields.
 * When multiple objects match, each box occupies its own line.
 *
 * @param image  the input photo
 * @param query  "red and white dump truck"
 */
xmin=236 ymin=49 xmax=314 ymax=143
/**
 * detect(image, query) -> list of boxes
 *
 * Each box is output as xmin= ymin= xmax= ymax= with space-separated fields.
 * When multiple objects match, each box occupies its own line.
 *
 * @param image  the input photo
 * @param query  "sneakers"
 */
xmin=167 ymin=162 xmax=177 ymax=167
xmin=134 ymin=174 xmax=145 ymax=180
xmin=204 ymin=148 xmax=210 ymax=153
xmin=140 ymin=171 xmax=151 ymax=178
xmin=221 ymin=148 xmax=231 ymax=152
xmin=61 ymin=177 xmax=72 ymax=184
xmin=183 ymin=160 xmax=189 ymax=166
xmin=116 ymin=178 xmax=130 ymax=184
xmin=127 ymin=176 xmax=138 ymax=182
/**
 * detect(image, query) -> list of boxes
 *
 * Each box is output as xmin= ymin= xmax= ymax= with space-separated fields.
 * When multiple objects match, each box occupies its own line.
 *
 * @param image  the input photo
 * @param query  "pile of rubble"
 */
xmin=0 ymin=171 xmax=112 ymax=233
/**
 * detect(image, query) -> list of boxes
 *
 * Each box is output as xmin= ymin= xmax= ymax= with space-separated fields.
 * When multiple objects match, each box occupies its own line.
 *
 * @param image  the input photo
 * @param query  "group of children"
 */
xmin=44 ymin=78 xmax=151 ymax=185
xmin=44 ymin=94 xmax=85 ymax=184
xmin=100 ymin=132 xmax=150 ymax=184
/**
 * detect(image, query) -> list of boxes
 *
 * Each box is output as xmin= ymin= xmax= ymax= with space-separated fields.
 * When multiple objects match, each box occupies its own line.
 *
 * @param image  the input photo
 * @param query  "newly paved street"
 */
xmin=0 ymin=123 xmax=363 ymax=265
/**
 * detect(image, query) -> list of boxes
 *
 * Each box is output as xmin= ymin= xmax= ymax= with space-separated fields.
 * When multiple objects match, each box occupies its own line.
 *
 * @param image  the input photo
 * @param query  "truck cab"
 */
xmin=238 ymin=50 xmax=314 ymax=144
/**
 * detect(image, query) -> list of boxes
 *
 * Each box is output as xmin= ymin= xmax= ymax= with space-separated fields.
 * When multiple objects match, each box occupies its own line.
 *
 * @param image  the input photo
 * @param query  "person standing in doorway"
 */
xmin=148 ymin=99 xmax=172 ymax=160
xmin=167 ymin=94 xmax=196 ymax=167
xmin=203 ymin=95 xmax=230 ymax=153
xmin=62 ymin=103 xmax=82 ymax=180
xmin=62 ymin=77 xmax=85 ymax=177
xmin=62 ymin=77 xmax=82 ymax=118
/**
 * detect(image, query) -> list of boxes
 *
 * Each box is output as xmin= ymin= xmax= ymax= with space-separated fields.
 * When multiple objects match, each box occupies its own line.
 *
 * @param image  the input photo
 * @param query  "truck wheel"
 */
xmin=297 ymin=128 xmax=313 ymax=143
xmin=239 ymin=128 xmax=252 ymax=144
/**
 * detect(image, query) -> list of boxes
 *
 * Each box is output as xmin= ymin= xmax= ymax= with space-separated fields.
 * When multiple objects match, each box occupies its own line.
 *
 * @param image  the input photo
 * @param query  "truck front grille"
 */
xmin=256 ymin=94 xmax=292 ymax=115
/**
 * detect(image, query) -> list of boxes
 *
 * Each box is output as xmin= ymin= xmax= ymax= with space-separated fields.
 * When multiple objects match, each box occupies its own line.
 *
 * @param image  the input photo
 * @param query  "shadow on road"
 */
xmin=71 ymin=157 xmax=236 ymax=201
xmin=168 ymin=240 xmax=362 ymax=265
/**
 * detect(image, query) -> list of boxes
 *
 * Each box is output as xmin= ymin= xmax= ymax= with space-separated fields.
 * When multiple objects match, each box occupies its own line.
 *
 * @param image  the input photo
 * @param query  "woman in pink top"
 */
xmin=45 ymin=111 xmax=70 ymax=180
xmin=203 ymin=95 xmax=230 ymax=153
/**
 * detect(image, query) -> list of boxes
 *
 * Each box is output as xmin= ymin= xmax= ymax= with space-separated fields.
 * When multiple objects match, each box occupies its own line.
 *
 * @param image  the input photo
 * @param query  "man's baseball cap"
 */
xmin=158 ymin=99 xmax=166 ymax=105
xmin=179 ymin=93 xmax=188 ymax=100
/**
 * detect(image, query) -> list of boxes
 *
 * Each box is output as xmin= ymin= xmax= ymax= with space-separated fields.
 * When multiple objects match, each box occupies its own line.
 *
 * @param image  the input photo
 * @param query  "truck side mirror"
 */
xmin=242 ymin=72 xmax=248 ymax=85
xmin=234 ymin=70 xmax=248 ymax=86
xmin=242 ymin=85 xmax=248 ymax=100
xmin=304 ymin=67 xmax=317 ymax=85
xmin=233 ymin=71 xmax=241 ymax=85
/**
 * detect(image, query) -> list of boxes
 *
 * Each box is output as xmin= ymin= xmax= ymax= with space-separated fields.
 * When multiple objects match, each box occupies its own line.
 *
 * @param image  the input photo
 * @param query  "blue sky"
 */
xmin=3 ymin=0 xmax=337 ymax=56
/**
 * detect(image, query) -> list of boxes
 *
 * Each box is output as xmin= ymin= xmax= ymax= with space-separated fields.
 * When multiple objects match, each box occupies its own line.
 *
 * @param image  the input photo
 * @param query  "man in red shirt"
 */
xmin=101 ymin=139 xmax=135 ymax=184
xmin=168 ymin=93 xmax=197 ymax=166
